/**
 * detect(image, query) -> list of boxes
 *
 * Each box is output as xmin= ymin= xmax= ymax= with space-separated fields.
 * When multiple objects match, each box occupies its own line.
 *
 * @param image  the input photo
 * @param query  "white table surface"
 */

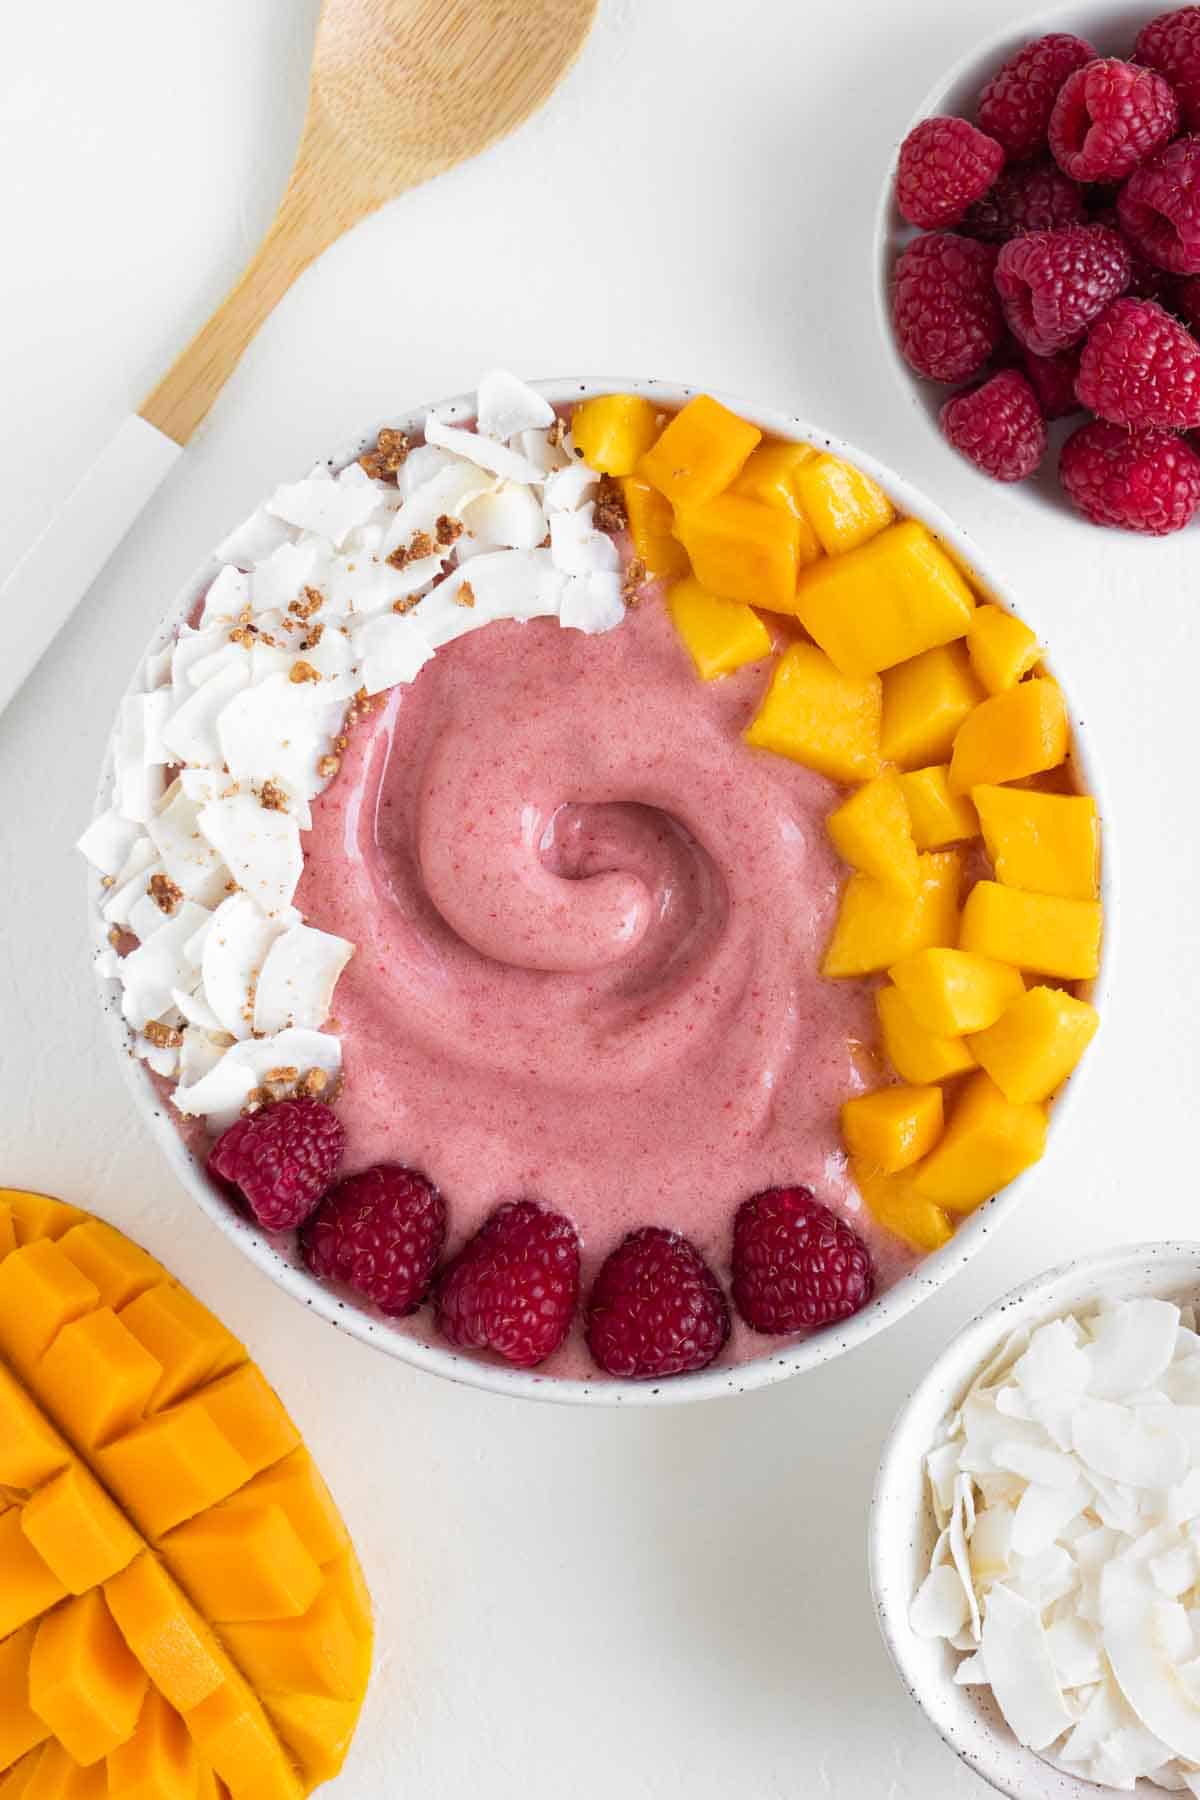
xmin=1 ymin=2 xmax=1194 ymax=1794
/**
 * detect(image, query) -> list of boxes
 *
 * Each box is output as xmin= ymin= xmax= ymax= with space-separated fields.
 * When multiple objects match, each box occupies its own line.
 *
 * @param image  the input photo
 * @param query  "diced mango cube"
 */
xmin=880 ymin=643 xmax=984 ymax=770
xmin=667 ymin=577 xmax=772 ymax=680
xmin=0 ymin=1625 xmax=50 ymax=1775
xmin=973 ymin=786 xmax=1100 ymax=902
xmin=619 ymin=476 xmax=689 ymax=581
xmin=20 ymin=1744 xmax=106 ymax=1800
xmin=853 ymin=1164 xmax=955 ymax=1252
xmin=969 ymin=986 xmax=1100 ymax=1105
xmin=959 ymin=881 xmax=1103 ymax=980
xmin=264 ymin=1694 xmax=359 ymax=1790
xmin=822 ymin=851 xmax=961 ymax=978
xmin=96 ymin=1408 xmax=251 ymax=1541
xmin=730 ymin=444 xmax=822 ymax=563
xmin=948 ymin=679 xmax=1068 ymax=793
xmin=967 ymin=603 xmax=1041 ymax=694
xmin=673 ymin=494 xmax=801 ymax=612
xmin=827 ymin=771 xmax=919 ymax=892
xmin=792 ymin=520 xmax=976 ymax=675
xmin=570 ymin=394 xmax=660 ymax=476
xmin=888 ymin=947 xmax=1025 ymax=1036
xmin=637 ymin=394 xmax=761 ymax=509
xmin=36 ymin=1311 xmax=163 ymax=1452
xmin=0 ymin=1244 xmax=100 ymax=1374
xmin=191 ymin=1365 xmax=300 ymax=1480
xmin=793 ymin=453 xmax=895 ymax=554
xmin=745 ymin=643 xmax=881 ymax=782
xmin=0 ymin=1205 xmax=17 ymax=1261
xmin=0 ymin=1366 xmax=71 ymax=1491
xmin=161 ymin=1504 xmax=322 ymax=1624
xmin=877 ymin=985 xmax=977 ymax=1084
xmin=900 ymin=766 xmax=979 ymax=850
xmin=841 ymin=1085 xmax=944 ymax=1174
xmin=103 ymin=1556 xmax=226 ymax=1715
xmin=182 ymin=1674 xmax=302 ymax=1800
xmin=55 ymin=1227 xmax=159 ymax=1314
xmin=28 ymin=1591 xmax=147 ymax=1767
xmin=910 ymin=1071 xmax=1047 ymax=1213
xmin=220 ymin=1591 xmax=361 ymax=1704
xmin=105 ymin=1688 xmax=199 ymax=1800
xmin=0 ymin=1510 xmax=66 ymax=1641
xmin=20 ymin=1465 xmax=140 ymax=1595
xmin=216 ymin=1450 xmax=348 ymax=1569
xmin=3 ymin=1195 xmax=88 ymax=1248
xmin=118 ymin=1284 xmax=244 ymax=1414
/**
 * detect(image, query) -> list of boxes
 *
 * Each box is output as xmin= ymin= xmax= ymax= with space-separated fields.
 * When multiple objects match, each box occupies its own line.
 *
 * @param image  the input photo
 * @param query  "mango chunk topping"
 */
xmin=948 ymin=678 xmax=1068 ymax=793
xmin=570 ymin=393 xmax=660 ymax=476
xmin=910 ymin=1072 xmax=1047 ymax=1214
xmin=793 ymin=452 xmax=895 ymax=554
xmin=888 ymin=947 xmax=1025 ymax=1037
xmin=880 ymin=643 xmax=984 ymax=770
xmin=674 ymin=493 xmax=801 ymax=612
xmin=899 ymin=765 xmax=979 ymax=850
xmin=959 ymin=881 xmax=1103 ymax=981
xmin=967 ymin=603 xmax=1041 ymax=694
xmin=973 ymin=785 xmax=1100 ymax=902
xmin=745 ymin=643 xmax=881 ymax=783
xmin=876 ymin=986 xmax=977 ymax=1086
xmin=822 ymin=851 xmax=961 ymax=978
xmin=637 ymin=393 xmax=761 ymax=509
xmin=827 ymin=771 xmax=919 ymax=892
xmin=619 ymin=476 xmax=689 ymax=582
xmin=841 ymin=1085 xmax=944 ymax=1174
xmin=668 ymin=577 xmax=771 ymax=680
xmin=969 ymin=986 xmax=1100 ymax=1105
xmin=793 ymin=520 xmax=976 ymax=676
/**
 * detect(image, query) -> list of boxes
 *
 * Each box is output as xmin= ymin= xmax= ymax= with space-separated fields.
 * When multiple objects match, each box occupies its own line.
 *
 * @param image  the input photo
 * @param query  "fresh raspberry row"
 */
xmin=207 ymin=1097 xmax=876 ymax=1380
xmin=891 ymin=13 xmax=1200 ymax=532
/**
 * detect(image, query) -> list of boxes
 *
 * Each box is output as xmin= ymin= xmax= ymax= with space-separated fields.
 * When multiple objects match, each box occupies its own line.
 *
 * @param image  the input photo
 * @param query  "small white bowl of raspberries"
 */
xmin=880 ymin=3 xmax=1200 ymax=534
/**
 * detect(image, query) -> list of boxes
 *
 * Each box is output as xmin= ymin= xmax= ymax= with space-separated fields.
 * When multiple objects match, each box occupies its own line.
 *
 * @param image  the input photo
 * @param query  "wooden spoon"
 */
xmin=2 ymin=0 xmax=599 ymax=715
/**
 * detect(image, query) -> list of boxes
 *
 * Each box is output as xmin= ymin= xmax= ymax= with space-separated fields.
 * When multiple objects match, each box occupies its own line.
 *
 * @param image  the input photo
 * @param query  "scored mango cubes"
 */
xmin=0 ymin=1193 xmax=371 ymax=1798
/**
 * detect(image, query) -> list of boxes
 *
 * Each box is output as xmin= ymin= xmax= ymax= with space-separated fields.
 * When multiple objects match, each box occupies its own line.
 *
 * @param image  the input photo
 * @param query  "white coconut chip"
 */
xmin=172 ymin=985 xmax=224 ymax=1034
xmin=216 ymin=675 xmax=328 ymax=803
xmin=516 ymin=426 xmax=571 ymax=476
xmin=355 ymin=613 xmax=436 ymax=696
xmin=174 ymin=1028 xmax=341 ymax=1132
xmin=981 ymin=1583 xmax=1073 ymax=1750
xmin=560 ymin=572 xmax=625 ymax=635
xmin=253 ymin=924 xmax=353 ymax=1034
xmin=910 ymin=1565 xmax=970 ymax=1640
xmin=1073 ymin=1397 xmax=1189 ymax=1490
xmin=1087 ymin=1300 xmax=1180 ymax=1399
xmin=266 ymin=472 xmax=382 ymax=547
xmin=118 ymin=902 xmax=210 ymax=1031
xmin=146 ymin=783 xmax=230 ymax=908
xmin=197 ymin=796 xmax=302 ymax=917
xmin=161 ymin=662 xmax=251 ymax=771
xmin=251 ymin=539 xmax=329 ymax=614
xmin=476 ymin=369 xmax=555 ymax=442
xmin=199 ymin=564 xmax=251 ymax=627
xmin=549 ymin=503 xmax=621 ymax=576
xmin=113 ymin=694 xmax=169 ymax=824
xmin=178 ymin=1026 xmax=230 ymax=1088
xmin=213 ymin=505 xmax=292 ymax=567
xmin=382 ymin=460 xmax=496 ymax=558
xmin=543 ymin=463 xmax=599 ymax=513
xmin=200 ymin=892 xmax=284 ymax=1040
xmin=460 ymin=483 xmax=547 ymax=550
xmin=77 ymin=808 xmax=144 ymax=878
xmin=423 ymin=412 xmax=548 ymax=486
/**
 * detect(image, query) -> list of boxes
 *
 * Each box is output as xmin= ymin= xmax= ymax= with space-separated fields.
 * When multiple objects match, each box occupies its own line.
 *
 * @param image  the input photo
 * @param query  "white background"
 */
xmin=0 ymin=2 xmax=1194 ymax=1795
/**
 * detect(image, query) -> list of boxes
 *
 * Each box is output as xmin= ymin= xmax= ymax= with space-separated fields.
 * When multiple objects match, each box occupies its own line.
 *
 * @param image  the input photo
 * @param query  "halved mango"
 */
xmin=793 ymin=453 xmax=895 ymax=554
xmin=880 ymin=643 xmax=984 ymax=770
xmin=900 ymin=766 xmax=979 ymax=850
xmin=841 ymin=1085 xmax=944 ymax=1173
xmin=969 ymin=985 xmax=1099 ymax=1104
xmin=876 ymin=985 xmax=977 ymax=1085
xmin=910 ymin=1071 xmax=1047 ymax=1213
xmin=570 ymin=394 xmax=661 ymax=477
xmin=826 ymin=771 xmax=919 ymax=892
xmin=822 ymin=851 xmax=961 ymax=978
xmin=668 ymin=577 xmax=771 ymax=680
xmin=637 ymin=394 xmax=760 ymax=509
xmin=973 ymin=786 xmax=1100 ymax=902
xmin=967 ymin=603 xmax=1041 ymax=694
xmin=792 ymin=520 xmax=976 ymax=675
xmin=888 ymin=947 xmax=1024 ymax=1036
xmin=959 ymin=881 xmax=1103 ymax=981
xmin=948 ymin=679 xmax=1068 ymax=794
xmin=745 ymin=643 xmax=882 ymax=782
xmin=28 ymin=1591 xmax=147 ymax=1768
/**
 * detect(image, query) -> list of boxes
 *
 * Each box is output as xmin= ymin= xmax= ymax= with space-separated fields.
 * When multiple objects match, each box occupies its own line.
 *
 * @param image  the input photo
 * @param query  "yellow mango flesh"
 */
xmin=745 ymin=642 xmax=882 ymax=783
xmin=948 ymin=678 xmax=1068 ymax=793
xmin=792 ymin=520 xmax=976 ymax=676
xmin=730 ymin=445 xmax=822 ymax=561
xmin=888 ymin=947 xmax=1025 ymax=1036
xmin=973 ymin=785 xmax=1100 ymax=902
xmin=910 ymin=1072 xmax=1047 ymax=1213
xmin=853 ymin=1163 xmax=955 ymax=1252
xmin=826 ymin=770 xmax=919 ymax=892
xmin=822 ymin=851 xmax=961 ymax=978
xmin=667 ymin=577 xmax=771 ymax=680
xmin=793 ymin=453 xmax=895 ymax=554
xmin=674 ymin=493 xmax=801 ymax=611
xmin=900 ymin=766 xmax=979 ymax=849
xmin=637 ymin=393 xmax=761 ymax=509
xmin=959 ymin=881 xmax=1103 ymax=981
xmin=967 ymin=603 xmax=1041 ymax=693
xmin=969 ymin=985 xmax=1100 ymax=1104
xmin=619 ymin=476 xmax=689 ymax=582
xmin=841 ymin=1084 xmax=944 ymax=1174
xmin=0 ymin=1193 xmax=371 ymax=1797
xmin=880 ymin=642 xmax=984 ymax=770
xmin=876 ymin=985 xmax=977 ymax=1085
xmin=569 ymin=393 xmax=660 ymax=476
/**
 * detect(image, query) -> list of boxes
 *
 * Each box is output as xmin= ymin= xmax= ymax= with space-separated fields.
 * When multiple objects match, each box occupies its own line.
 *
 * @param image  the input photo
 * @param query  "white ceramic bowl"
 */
xmin=90 ymin=376 xmax=1114 ymax=1407
xmin=873 ymin=0 xmax=1170 ymax=513
xmin=870 ymin=1242 xmax=1200 ymax=1798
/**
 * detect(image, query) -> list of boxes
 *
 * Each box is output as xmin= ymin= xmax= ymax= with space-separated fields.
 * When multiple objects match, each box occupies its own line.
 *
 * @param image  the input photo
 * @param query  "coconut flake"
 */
xmin=981 ymin=1583 xmax=1073 ymax=1750
xmin=910 ymin=1565 xmax=970 ymax=1640
xmin=216 ymin=675 xmax=327 ymax=802
xmin=354 ymin=613 xmax=435 ymax=695
xmin=197 ymin=796 xmax=302 ymax=917
xmin=460 ymin=483 xmax=547 ymax=550
xmin=200 ymin=893 xmax=284 ymax=1040
xmin=118 ymin=902 xmax=210 ymax=1031
xmin=199 ymin=564 xmax=251 ymax=627
xmin=476 ymin=370 xmax=555 ymax=442
xmin=1087 ymin=1300 xmax=1180 ymax=1399
xmin=1073 ymin=1397 xmax=1189 ymax=1490
xmin=549 ymin=503 xmax=621 ymax=576
xmin=161 ymin=661 xmax=251 ymax=770
xmin=560 ymin=572 xmax=625 ymax=634
xmin=174 ymin=1028 xmax=341 ymax=1131
xmin=1102 ymin=1560 xmax=1200 ymax=1764
xmin=424 ymin=412 xmax=547 ymax=485
xmin=77 ymin=808 xmax=144 ymax=878
xmin=543 ymin=463 xmax=599 ymax=512
xmin=266 ymin=474 xmax=381 ymax=547
xmin=252 ymin=539 xmax=329 ymax=614
xmin=253 ymin=924 xmax=353 ymax=1034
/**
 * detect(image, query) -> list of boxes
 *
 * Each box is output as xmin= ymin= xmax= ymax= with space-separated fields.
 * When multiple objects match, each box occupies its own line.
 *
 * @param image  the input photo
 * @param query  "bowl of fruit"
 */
xmin=878 ymin=3 xmax=1200 ymax=534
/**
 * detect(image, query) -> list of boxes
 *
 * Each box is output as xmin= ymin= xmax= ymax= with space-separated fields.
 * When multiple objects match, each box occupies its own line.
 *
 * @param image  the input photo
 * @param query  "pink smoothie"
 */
xmin=294 ymin=590 xmax=918 ymax=1377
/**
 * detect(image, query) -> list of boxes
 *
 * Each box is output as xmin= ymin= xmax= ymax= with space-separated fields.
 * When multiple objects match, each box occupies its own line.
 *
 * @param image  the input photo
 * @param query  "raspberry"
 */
xmin=994 ymin=223 xmax=1131 ymax=354
xmin=1021 ymin=344 xmax=1084 ymax=418
xmin=1060 ymin=418 xmax=1200 ymax=531
xmin=896 ymin=117 xmax=1005 ymax=231
xmin=892 ymin=233 xmax=1002 ymax=381
xmin=1048 ymin=59 xmax=1178 ymax=184
xmin=961 ymin=158 xmax=1086 ymax=243
xmin=1177 ymin=273 xmax=1200 ymax=331
xmin=731 ymin=1188 xmax=875 ymax=1335
xmin=1118 ymin=136 xmax=1200 ymax=276
xmin=1090 ymin=204 xmax=1176 ymax=302
xmin=585 ymin=1228 xmax=730 ymax=1381
xmin=1076 ymin=297 xmax=1200 ymax=428
xmin=940 ymin=370 xmax=1047 ymax=481
xmin=300 ymin=1164 xmax=445 ymax=1316
xmin=208 ymin=1098 xmax=345 ymax=1232
xmin=1135 ymin=7 xmax=1200 ymax=131
xmin=977 ymin=33 xmax=1098 ymax=160
xmin=434 ymin=1199 xmax=580 ymax=1368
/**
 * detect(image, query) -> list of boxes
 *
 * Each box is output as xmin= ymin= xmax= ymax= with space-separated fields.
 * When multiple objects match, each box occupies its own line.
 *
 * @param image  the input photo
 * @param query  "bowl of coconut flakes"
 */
xmin=871 ymin=1243 xmax=1200 ymax=1797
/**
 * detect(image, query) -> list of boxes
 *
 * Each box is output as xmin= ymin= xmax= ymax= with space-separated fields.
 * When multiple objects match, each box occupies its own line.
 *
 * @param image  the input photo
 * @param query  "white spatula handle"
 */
xmin=0 ymin=415 xmax=182 ymax=718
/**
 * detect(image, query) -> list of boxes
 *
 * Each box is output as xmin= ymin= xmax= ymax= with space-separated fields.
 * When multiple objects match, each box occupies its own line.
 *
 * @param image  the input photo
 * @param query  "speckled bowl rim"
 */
xmin=869 ymin=1242 xmax=1200 ymax=1797
xmin=89 ymin=375 xmax=1115 ymax=1407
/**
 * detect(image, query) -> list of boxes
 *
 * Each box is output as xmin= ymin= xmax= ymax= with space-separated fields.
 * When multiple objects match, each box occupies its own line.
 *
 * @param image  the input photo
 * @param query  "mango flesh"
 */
xmin=673 ymin=493 xmax=802 ymax=612
xmin=793 ymin=453 xmax=895 ymax=554
xmin=792 ymin=520 xmax=976 ymax=676
xmin=876 ymin=985 xmax=977 ymax=1085
xmin=667 ymin=577 xmax=771 ymax=680
xmin=967 ymin=603 xmax=1041 ymax=694
xmin=969 ymin=985 xmax=1100 ymax=1104
xmin=948 ymin=678 xmax=1068 ymax=793
xmin=822 ymin=851 xmax=961 ymax=978
xmin=909 ymin=1072 xmax=1048 ymax=1214
xmin=853 ymin=1163 xmax=954 ymax=1253
xmin=826 ymin=770 xmax=919 ymax=892
xmin=637 ymin=393 xmax=761 ymax=509
xmin=569 ymin=393 xmax=660 ymax=477
xmin=619 ymin=476 xmax=689 ymax=582
xmin=730 ymin=444 xmax=823 ymax=566
xmin=0 ymin=1192 xmax=371 ymax=1797
xmin=973 ymin=786 xmax=1100 ymax=902
xmin=880 ymin=643 xmax=984 ymax=770
xmin=744 ymin=642 xmax=882 ymax=783
xmin=900 ymin=766 xmax=979 ymax=850
xmin=959 ymin=881 xmax=1103 ymax=981
xmin=841 ymin=1084 xmax=944 ymax=1174
xmin=888 ymin=947 xmax=1025 ymax=1037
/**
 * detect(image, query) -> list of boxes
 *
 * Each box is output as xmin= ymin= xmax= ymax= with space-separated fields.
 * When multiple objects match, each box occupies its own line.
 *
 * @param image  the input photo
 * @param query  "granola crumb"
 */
xmin=335 ymin=734 xmax=349 ymax=751
xmin=259 ymin=781 xmax=287 ymax=811
xmin=409 ymin=530 xmax=435 ymax=560
xmin=392 ymin=594 xmax=419 ymax=615
xmin=148 ymin=872 xmax=184 ymax=915
xmin=548 ymin=416 xmax=567 ymax=449
xmin=143 ymin=1019 xmax=183 ymax=1050
xmin=224 ymin=878 xmax=239 ymax=895
xmin=107 ymin=925 xmax=123 ymax=950
xmin=241 ymin=1086 xmax=270 ymax=1116
xmin=317 ymin=753 xmax=341 ymax=780
xmin=539 ymin=531 xmax=552 ymax=549
xmin=264 ymin=1066 xmax=300 ymax=1084
xmin=100 ymin=874 xmax=115 ymax=890
xmin=594 ymin=475 xmax=628 ymax=535
xmin=289 ymin=661 xmax=321 ymax=685
xmin=289 ymin=587 xmax=324 ymax=620
xmin=298 ymin=1067 xmax=328 ymax=1097
xmin=358 ymin=427 xmax=411 ymax=481
xmin=622 ymin=556 xmax=647 ymax=607
xmin=456 ymin=580 xmax=476 ymax=609
xmin=435 ymin=513 xmax=463 ymax=546
xmin=298 ymin=620 xmax=325 ymax=651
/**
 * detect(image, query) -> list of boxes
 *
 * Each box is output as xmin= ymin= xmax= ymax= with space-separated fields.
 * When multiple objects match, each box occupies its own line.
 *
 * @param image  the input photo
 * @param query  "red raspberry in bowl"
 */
xmin=1177 ymin=273 xmax=1200 ymax=331
xmin=977 ymin=33 xmax=1098 ymax=160
xmin=896 ymin=117 xmax=1005 ymax=231
xmin=1118 ymin=137 xmax=1200 ymax=276
xmin=1076 ymin=297 xmax=1200 ymax=428
xmin=300 ymin=1164 xmax=445 ymax=1316
xmin=892 ymin=233 xmax=1002 ymax=382
xmin=731 ymin=1187 xmax=875 ymax=1335
xmin=1060 ymin=418 xmax=1200 ymax=532
xmin=1021 ymin=344 xmax=1084 ymax=418
xmin=1048 ymin=58 xmax=1178 ymax=184
xmin=940 ymin=370 xmax=1046 ymax=481
xmin=960 ymin=158 xmax=1085 ymax=243
xmin=208 ymin=1097 xmax=346 ymax=1232
xmin=434 ymin=1198 xmax=580 ymax=1368
xmin=1135 ymin=7 xmax=1200 ymax=131
xmin=994 ymin=223 xmax=1130 ymax=355
xmin=585 ymin=1226 xmax=730 ymax=1380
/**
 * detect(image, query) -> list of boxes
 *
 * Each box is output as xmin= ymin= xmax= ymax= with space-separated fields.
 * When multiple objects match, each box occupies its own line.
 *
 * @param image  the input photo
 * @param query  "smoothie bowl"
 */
xmin=81 ymin=375 xmax=1110 ymax=1404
